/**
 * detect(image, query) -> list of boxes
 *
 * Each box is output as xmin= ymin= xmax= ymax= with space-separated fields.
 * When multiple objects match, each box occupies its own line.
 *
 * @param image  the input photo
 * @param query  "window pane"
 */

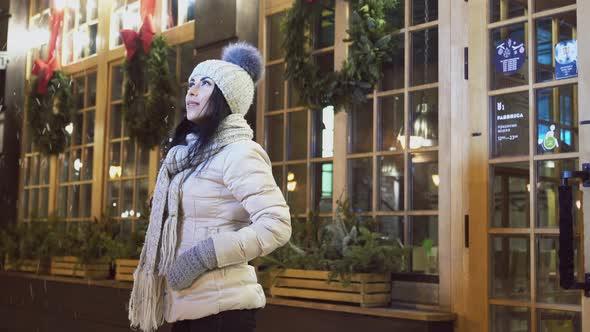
xmin=39 ymin=156 xmax=49 ymax=185
xmin=30 ymin=155 xmax=39 ymax=185
xmin=30 ymin=188 xmax=38 ymax=219
xmin=74 ymin=77 xmax=85 ymax=109
xmin=79 ymin=0 xmax=88 ymax=25
xmin=123 ymin=140 xmax=136 ymax=177
xmin=535 ymin=12 xmax=576 ymax=83
xmin=68 ymin=185 xmax=80 ymax=218
xmin=58 ymin=186 xmax=68 ymax=217
xmin=287 ymin=111 xmax=307 ymax=160
xmin=135 ymin=178 xmax=149 ymax=217
xmin=80 ymin=183 xmax=92 ymax=218
xmin=379 ymin=94 xmax=404 ymax=152
xmin=411 ymin=28 xmax=438 ymax=85
xmin=491 ymin=163 xmax=530 ymax=228
xmin=107 ymin=181 xmax=120 ymax=216
xmin=537 ymin=310 xmax=581 ymax=332
xmin=379 ymin=155 xmax=404 ymax=211
xmin=314 ymin=3 xmax=335 ymax=49
xmin=536 ymin=237 xmax=581 ymax=305
xmin=83 ymin=147 xmax=93 ymax=180
xmin=286 ymin=164 xmax=307 ymax=214
xmin=87 ymin=0 xmax=98 ymax=20
xmin=110 ymin=104 xmax=122 ymax=138
xmin=265 ymin=114 xmax=284 ymax=162
xmin=21 ymin=190 xmax=29 ymax=219
xmin=380 ymin=36 xmax=404 ymax=91
xmin=109 ymin=143 xmax=121 ymax=179
xmin=311 ymin=106 xmax=334 ymax=158
xmin=72 ymin=112 xmax=83 ymax=146
xmin=535 ymin=84 xmax=578 ymax=154
xmin=491 ymin=235 xmax=530 ymax=301
xmin=535 ymin=0 xmax=576 ymax=12
xmin=348 ymin=100 xmax=373 ymax=154
xmin=266 ymin=64 xmax=285 ymax=112
xmin=490 ymin=0 xmax=527 ymax=22
xmin=187 ymin=0 xmax=195 ymax=21
xmin=409 ymin=216 xmax=438 ymax=274
xmin=348 ymin=157 xmax=372 ymax=212
xmin=490 ymin=23 xmax=529 ymax=90
xmin=168 ymin=46 xmax=177 ymax=80
xmin=536 ymin=159 xmax=582 ymax=229
xmin=267 ymin=12 xmax=285 ymax=61
xmin=87 ymin=73 xmax=97 ymax=107
xmin=409 ymin=152 xmax=438 ymax=210
xmin=121 ymin=180 xmax=134 ymax=218
xmin=39 ymin=188 xmax=48 ymax=218
xmin=165 ymin=0 xmax=178 ymax=28
xmin=111 ymin=65 xmax=123 ymax=101
xmin=272 ymin=166 xmax=284 ymax=193
xmin=490 ymin=305 xmax=530 ymax=332
xmin=89 ymin=23 xmax=97 ymax=55
xmin=137 ymin=145 xmax=150 ymax=176
xmin=491 ymin=91 xmax=530 ymax=157
xmin=71 ymin=149 xmax=81 ymax=182
xmin=287 ymin=78 xmax=303 ymax=108
xmin=410 ymin=89 xmax=438 ymax=149
xmin=85 ymin=110 xmax=95 ymax=143
xmin=311 ymin=162 xmax=333 ymax=213
xmin=59 ymin=151 xmax=70 ymax=182
xmin=180 ymin=42 xmax=196 ymax=82
xmin=377 ymin=216 xmax=404 ymax=243
xmin=411 ymin=0 xmax=438 ymax=25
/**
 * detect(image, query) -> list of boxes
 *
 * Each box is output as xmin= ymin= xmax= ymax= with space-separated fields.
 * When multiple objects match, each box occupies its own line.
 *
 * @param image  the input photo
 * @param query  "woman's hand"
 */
xmin=165 ymin=238 xmax=218 ymax=291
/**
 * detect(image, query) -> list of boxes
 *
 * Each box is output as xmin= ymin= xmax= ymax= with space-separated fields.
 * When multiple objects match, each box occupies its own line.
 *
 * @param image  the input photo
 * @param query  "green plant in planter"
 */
xmin=111 ymin=219 xmax=148 ymax=260
xmin=63 ymin=216 xmax=120 ymax=266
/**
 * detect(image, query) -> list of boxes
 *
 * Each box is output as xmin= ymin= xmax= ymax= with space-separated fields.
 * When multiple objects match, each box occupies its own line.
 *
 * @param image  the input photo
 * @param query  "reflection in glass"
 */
xmin=379 ymin=155 xmax=404 ymax=211
xmin=267 ymin=12 xmax=285 ymax=61
xmin=87 ymin=73 xmax=97 ymax=106
xmin=71 ymin=149 xmax=81 ymax=182
xmin=287 ymin=111 xmax=308 ymax=161
xmin=81 ymin=184 xmax=92 ymax=218
xmin=109 ymin=143 xmax=121 ymax=179
xmin=490 ymin=0 xmax=527 ymax=22
xmin=311 ymin=162 xmax=333 ymax=213
xmin=411 ymin=28 xmax=438 ymax=86
xmin=377 ymin=216 xmax=404 ymax=243
xmin=491 ymin=163 xmax=529 ymax=228
xmin=58 ymin=186 xmax=68 ymax=217
xmin=491 ymin=92 xmax=529 ymax=157
xmin=85 ymin=110 xmax=95 ymax=143
xmin=348 ymin=100 xmax=373 ymax=154
xmin=266 ymin=114 xmax=284 ymax=162
xmin=535 ymin=12 xmax=576 ymax=83
xmin=30 ymin=155 xmax=39 ymax=185
xmin=266 ymin=64 xmax=285 ymax=111
xmin=89 ymin=23 xmax=97 ymax=55
xmin=536 ymin=159 xmax=582 ymax=229
xmin=535 ymin=0 xmax=576 ymax=13
xmin=410 ymin=89 xmax=438 ymax=149
xmin=348 ymin=157 xmax=372 ymax=212
xmin=490 ymin=305 xmax=530 ymax=332
xmin=135 ymin=179 xmax=149 ymax=217
xmin=107 ymin=182 xmax=120 ymax=216
xmin=536 ymin=237 xmax=581 ymax=305
xmin=411 ymin=0 xmax=438 ymax=25
xmin=83 ymin=148 xmax=93 ymax=180
xmin=409 ymin=216 xmax=438 ymax=274
xmin=491 ymin=236 xmax=530 ymax=301
xmin=490 ymin=23 xmax=528 ymax=90
xmin=73 ymin=112 xmax=83 ymax=146
xmin=110 ymin=104 xmax=122 ymax=138
xmin=311 ymin=106 xmax=334 ymax=158
xmin=379 ymin=95 xmax=404 ymax=152
xmin=111 ymin=65 xmax=124 ymax=101
xmin=410 ymin=152 xmax=438 ymax=210
xmin=121 ymin=180 xmax=134 ymax=218
xmin=537 ymin=309 xmax=581 ymax=332
xmin=286 ymin=164 xmax=307 ymax=214
xmin=59 ymin=152 xmax=70 ymax=182
xmin=75 ymin=77 xmax=85 ymax=109
xmin=40 ymin=156 xmax=49 ymax=185
xmin=123 ymin=140 xmax=136 ymax=177
xmin=536 ymin=85 xmax=578 ymax=154
xmin=380 ymin=36 xmax=404 ymax=91
xmin=69 ymin=185 xmax=80 ymax=218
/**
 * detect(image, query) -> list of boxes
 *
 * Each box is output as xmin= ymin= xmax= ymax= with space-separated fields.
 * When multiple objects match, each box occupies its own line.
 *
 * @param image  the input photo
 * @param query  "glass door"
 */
xmin=468 ymin=0 xmax=589 ymax=331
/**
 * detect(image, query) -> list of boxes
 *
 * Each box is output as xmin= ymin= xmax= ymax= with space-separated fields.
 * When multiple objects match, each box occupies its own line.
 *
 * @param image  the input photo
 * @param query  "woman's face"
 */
xmin=186 ymin=75 xmax=215 ymax=123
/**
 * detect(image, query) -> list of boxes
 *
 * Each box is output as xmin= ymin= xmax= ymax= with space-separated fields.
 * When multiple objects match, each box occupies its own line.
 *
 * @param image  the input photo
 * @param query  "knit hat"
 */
xmin=189 ymin=42 xmax=263 ymax=116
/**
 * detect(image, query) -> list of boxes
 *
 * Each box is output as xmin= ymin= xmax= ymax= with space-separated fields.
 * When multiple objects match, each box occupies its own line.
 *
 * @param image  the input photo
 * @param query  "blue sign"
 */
xmin=494 ymin=38 xmax=526 ymax=75
xmin=555 ymin=40 xmax=577 ymax=80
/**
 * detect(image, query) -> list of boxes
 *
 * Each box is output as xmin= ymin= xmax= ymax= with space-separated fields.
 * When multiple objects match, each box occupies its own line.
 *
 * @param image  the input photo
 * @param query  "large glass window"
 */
xmin=163 ymin=0 xmax=196 ymax=30
xmin=110 ymin=0 xmax=141 ymax=49
xmin=56 ymin=71 xmax=96 ymax=220
xmin=62 ymin=0 xmax=99 ymax=64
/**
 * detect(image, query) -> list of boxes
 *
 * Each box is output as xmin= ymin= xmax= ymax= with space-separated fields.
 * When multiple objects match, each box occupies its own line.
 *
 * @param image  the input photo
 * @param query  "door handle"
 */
xmin=559 ymin=163 xmax=590 ymax=296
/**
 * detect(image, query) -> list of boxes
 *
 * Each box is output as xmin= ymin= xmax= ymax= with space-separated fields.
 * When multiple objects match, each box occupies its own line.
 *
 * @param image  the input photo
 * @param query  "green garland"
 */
xmin=27 ymin=71 xmax=75 ymax=155
xmin=122 ymin=35 xmax=176 ymax=149
xmin=282 ymin=0 xmax=401 ymax=112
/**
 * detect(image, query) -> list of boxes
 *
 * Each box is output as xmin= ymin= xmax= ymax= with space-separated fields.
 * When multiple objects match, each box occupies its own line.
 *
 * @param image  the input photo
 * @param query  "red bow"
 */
xmin=32 ymin=57 xmax=60 ymax=95
xmin=120 ymin=15 xmax=155 ymax=61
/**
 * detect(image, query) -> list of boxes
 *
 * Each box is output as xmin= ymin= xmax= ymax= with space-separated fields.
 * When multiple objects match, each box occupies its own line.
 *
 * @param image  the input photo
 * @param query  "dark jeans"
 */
xmin=170 ymin=308 xmax=259 ymax=332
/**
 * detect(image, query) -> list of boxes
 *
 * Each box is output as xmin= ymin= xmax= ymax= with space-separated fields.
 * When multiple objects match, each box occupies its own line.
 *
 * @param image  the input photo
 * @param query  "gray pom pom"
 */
xmin=221 ymin=42 xmax=263 ymax=83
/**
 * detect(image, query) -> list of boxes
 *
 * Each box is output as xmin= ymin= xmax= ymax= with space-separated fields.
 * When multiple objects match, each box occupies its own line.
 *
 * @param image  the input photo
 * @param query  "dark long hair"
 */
xmin=162 ymin=85 xmax=232 ymax=177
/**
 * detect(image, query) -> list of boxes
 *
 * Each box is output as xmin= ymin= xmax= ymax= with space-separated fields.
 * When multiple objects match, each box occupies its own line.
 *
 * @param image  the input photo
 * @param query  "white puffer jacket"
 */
xmin=164 ymin=140 xmax=291 ymax=323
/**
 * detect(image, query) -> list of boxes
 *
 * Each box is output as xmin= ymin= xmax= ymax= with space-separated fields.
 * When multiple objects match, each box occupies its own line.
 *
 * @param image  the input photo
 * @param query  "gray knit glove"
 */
xmin=165 ymin=237 xmax=218 ymax=291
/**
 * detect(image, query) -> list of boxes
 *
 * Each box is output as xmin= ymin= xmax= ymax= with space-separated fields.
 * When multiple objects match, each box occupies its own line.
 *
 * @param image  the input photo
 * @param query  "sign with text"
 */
xmin=555 ymin=40 xmax=577 ymax=80
xmin=494 ymin=38 xmax=526 ymax=75
xmin=492 ymin=92 xmax=529 ymax=157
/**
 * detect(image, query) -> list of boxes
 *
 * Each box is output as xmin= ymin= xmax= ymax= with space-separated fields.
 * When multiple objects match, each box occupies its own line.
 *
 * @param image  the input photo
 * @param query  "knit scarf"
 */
xmin=128 ymin=113 xmax=253 ymax=332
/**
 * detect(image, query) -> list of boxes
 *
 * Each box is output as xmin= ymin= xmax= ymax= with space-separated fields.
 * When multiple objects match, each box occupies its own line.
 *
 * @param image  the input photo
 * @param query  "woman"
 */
xmin=128 ymin=42 xmax=292 ymax=332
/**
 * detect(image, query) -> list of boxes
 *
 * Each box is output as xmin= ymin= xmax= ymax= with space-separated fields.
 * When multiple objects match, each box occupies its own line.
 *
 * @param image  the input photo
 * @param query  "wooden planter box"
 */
xmin=115 ymin=259 xmax=139 ymax=282
xmin=4 ymin=256 xmax=49 ymax=274
xmin=50 ymin=256 xmax=111 ymax=279
xmin=269 ymin=268 xmax=391 ymax=307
